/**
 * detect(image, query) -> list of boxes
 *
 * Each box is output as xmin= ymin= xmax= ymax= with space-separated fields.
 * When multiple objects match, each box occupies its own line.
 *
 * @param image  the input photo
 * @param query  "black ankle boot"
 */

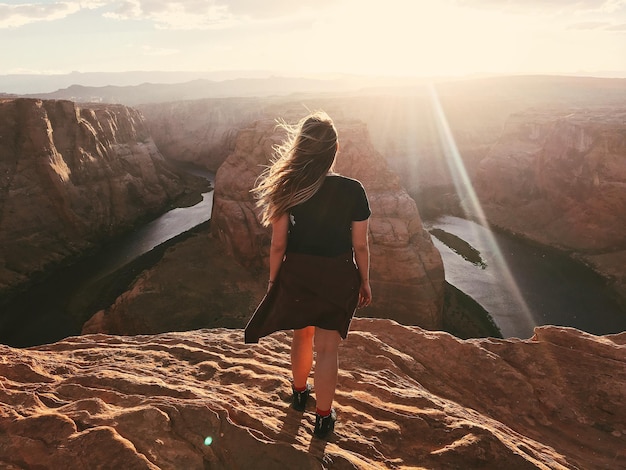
xmin=291 ymin=384 xmax=311 ymax=411
xmin=313 ymin=408 xmax=336 ymax=439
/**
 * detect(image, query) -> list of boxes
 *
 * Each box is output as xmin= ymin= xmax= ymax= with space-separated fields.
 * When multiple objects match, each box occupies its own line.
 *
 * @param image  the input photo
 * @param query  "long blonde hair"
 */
xmin=252 ymin=111 xmax=338 ymax=226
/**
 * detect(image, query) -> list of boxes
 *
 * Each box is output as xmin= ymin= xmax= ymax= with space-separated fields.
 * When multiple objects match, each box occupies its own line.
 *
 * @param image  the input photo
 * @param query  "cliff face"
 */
xmin=1 ymin=320 xmax=624 ymax=469
xmin=0 ymin=99 xmax=196 ymax=295
xmin=475 ymin=109 xmax=626 ymax=301
xmin=138 ymin=98 xmax=266 ymax=171
xmin=211 ymin=119 xmax=445 ymax=329
xmin=88 ymin=76 xmax=626 ymax=199
xmin=137 ymin=94 xmax=500 ymax=196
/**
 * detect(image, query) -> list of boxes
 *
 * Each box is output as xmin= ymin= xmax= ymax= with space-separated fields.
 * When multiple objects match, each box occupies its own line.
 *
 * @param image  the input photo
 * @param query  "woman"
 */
xmin=245 ymin=111 xmax=372 ymax=439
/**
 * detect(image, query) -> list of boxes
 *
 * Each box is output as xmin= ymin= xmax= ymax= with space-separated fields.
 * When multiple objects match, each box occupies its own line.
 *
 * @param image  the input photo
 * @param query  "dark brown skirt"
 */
xmin=244 ymin=251 xmax=361 ymax=344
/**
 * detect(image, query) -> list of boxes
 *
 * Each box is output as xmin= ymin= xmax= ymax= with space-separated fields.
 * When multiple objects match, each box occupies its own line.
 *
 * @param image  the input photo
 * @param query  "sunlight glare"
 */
xmin=428 ymin=84 xmax=537 ymax=336
xmin=312 ymin=0 xmax=533 ymax=76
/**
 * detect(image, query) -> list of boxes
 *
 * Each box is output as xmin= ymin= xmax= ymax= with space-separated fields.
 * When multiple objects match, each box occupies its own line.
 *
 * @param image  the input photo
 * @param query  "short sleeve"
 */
xmin=351 ymin=181 xmax=371 ymax=221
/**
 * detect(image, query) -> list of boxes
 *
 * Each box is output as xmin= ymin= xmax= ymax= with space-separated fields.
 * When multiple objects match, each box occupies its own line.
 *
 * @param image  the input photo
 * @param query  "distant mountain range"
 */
xmin=1 ymin=71 xmax=626 ymax=108
xmin=0 ymin=70 xmax=429 ymax=104
xmin=0 ymin=70 xmax=278 ymax=94
xmin=17 ymin=77 xmax=405 ymax=105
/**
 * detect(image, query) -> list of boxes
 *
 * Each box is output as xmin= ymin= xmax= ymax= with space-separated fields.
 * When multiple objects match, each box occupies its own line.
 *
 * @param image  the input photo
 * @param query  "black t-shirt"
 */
xmin=287 ymin=175 xmax=371 ymax=257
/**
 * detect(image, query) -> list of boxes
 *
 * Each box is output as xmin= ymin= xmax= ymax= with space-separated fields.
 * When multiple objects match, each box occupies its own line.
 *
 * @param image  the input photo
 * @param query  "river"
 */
xmin=426 ymin=216 xmax=626 ymax=338
xmin=3 ymin=188 xmax=624 ymax=346
xmin=0 ymin=168 xmax=214 ymax=348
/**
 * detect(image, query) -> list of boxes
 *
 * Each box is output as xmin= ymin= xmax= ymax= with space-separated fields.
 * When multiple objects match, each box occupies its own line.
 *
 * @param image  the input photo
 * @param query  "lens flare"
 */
xmin=204 ymin=436 xmax=213 ymax=446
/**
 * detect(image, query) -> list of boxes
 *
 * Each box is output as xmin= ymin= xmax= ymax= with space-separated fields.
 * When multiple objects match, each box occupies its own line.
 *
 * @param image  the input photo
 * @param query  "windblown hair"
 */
xmin=252 ymin=111 xmax=338 ymax=226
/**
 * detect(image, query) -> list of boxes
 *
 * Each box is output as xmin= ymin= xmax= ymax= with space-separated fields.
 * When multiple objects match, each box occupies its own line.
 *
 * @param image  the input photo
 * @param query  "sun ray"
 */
xmin=427 ymin=84 xmax=537 ymax=337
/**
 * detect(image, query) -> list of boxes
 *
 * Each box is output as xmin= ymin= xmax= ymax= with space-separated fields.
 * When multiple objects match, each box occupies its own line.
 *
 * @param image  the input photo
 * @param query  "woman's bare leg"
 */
xmin=291 ymin=326 xmax=315 ymax=389
xmin=313 ymin=327 xmax=342 ymax=411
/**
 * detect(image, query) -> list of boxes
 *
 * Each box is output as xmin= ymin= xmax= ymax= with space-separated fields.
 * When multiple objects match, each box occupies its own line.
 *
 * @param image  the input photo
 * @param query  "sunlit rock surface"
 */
xmin=475 ymin=109 xmax=626 ymax=304
xmin=211 ymin=119 xmax=445 ymax=329
xmin=2 ymin=319 xmax=624 ymax=469
xmin=0 ymin=98 xmax=199 ymax=295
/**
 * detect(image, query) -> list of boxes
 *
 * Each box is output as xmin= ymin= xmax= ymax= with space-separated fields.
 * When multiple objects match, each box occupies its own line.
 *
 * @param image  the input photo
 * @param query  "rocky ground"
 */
xmin=1 ymin=319 xmax=624 ymax=469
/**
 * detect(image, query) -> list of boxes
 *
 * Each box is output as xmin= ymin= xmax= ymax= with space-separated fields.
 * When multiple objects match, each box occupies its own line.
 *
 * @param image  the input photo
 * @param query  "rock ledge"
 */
xmin=1 ymin=319 xmax=624 ymax=469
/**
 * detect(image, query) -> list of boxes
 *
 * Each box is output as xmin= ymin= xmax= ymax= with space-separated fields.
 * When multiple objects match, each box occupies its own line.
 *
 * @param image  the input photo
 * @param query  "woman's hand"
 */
xmin=352 ymin=219 xmax=371 ymax=309
xmin=267 ymin=213 xmax=289 ymax=293
xmin=358 ymin=280 xmax=372 ymax=308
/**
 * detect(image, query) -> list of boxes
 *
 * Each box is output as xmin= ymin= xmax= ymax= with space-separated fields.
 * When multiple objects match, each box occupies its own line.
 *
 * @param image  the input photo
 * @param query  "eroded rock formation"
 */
xmin=138 ymin=98 xmax=266 ymax=171
xmin=1 ymin=320 xmax=624 ymax=469
xmin=211 ymin=119 xmax=445 ymax=329
xmin=137 ymin=94 xmax=499 ymax=198
xmin=0 ymin=98 xmax=202 ymax=295
xmin=83 ymin=76 xmax=626 ymax=199
xmin=475 ymin=109 xmax=626 ymax=303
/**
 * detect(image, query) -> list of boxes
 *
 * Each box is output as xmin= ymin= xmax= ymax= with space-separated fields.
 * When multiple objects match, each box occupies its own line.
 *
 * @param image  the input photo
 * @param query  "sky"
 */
xmin=1 ymin=0 xmax=626 ymax=79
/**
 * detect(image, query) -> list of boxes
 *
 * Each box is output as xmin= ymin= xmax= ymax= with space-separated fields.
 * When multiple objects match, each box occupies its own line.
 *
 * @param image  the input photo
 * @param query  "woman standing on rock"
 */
xmin=245 ymin=111 xmax=372 ymax=439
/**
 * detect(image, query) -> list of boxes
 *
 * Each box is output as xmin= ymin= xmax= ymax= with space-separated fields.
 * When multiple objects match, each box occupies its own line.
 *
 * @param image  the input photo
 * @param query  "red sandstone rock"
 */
xmin=138 ymin=98 xmax=266 ymax=171
xmin=136 ymin=77 xmax=626 ymax=207
xmin=0 ymin=99 xmax=199 ymax=295
xmin=475 ymin=109 xmax=626 ymax=303
xmin=476 ymin=110 xmax=626 ymax=250
xmin=211 ymin=119 xmax=445 ymax=329
xmin=1 ymin=319 xmax=624 ymax=469
xmin=138 ymin=94 xmax=498 ymax=196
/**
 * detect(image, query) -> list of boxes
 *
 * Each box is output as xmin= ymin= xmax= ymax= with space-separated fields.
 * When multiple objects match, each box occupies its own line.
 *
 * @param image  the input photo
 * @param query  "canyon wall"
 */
xmin=2 ymin=320 xmax=625 ymax=468
xmin=138 ymin=98 xmax=266 ymax=171
xmin=59 ymin=76 xmax=626 ymax=198
xmin=0 ymin=98 xmax=200 ymax=296
xmin=211 ymin=119 xmax=445 ymax=329
xmin=137 ymin=94 xmax=500 ymax=197
xmin=475 ymin=109 xmax=626 ymax=302
xmin=128 ymin=77 xmax=626 ymax=202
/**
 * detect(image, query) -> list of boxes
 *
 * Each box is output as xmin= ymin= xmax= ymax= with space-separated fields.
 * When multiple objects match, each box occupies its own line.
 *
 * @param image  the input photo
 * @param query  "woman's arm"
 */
xmin=268 ymin=212 xmax=289 ymax=291
xmin=351 ymin=219 xmax=372 ymax=308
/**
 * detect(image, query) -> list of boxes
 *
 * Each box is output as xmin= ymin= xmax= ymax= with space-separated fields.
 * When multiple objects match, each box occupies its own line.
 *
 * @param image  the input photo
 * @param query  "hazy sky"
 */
xmin=1 ymin=0 xmax=626 ymax=77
